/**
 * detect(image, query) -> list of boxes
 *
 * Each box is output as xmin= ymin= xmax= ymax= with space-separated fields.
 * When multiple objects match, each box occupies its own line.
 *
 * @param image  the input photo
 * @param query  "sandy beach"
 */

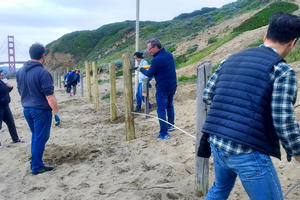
xmin=0 ymin=70 xmax=299 ymax=200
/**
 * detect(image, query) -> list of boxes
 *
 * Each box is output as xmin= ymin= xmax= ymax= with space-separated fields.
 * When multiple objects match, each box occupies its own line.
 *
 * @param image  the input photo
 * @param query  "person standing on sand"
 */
xmin=0 ymin=70 xmax=23 ymax=146
xmin=199 ymin=13 xmax=300 ymax=199
xmin=65 ymin=68 xmax=80 ymax=97
xmin=133 ymin=52 xmax=152 ymax=112
xmin=137 ymin=38 xmax=177 ymax=140
xmin=16 ymin=43 xmax=60 ymax=175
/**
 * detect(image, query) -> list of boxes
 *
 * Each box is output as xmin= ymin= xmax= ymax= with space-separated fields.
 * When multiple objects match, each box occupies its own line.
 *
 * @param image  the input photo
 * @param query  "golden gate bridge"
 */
xmin=0 ymin=35 xmax=28 ymax=73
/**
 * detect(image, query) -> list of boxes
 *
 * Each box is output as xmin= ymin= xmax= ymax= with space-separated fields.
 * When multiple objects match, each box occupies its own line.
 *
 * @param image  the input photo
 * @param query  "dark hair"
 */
xmin=266 ymin=13 xmax=300 ymax=43
xmin=29 ymin=43 xmax=45 ymax=60
xmin=148 ymin=38 xmax=162 ymax=49
xmin=134 ymin=52 xmax=143 ymax=58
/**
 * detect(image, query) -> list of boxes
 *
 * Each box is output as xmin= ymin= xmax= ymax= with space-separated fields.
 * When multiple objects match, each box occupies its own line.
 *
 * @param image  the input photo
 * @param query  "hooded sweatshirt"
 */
xmin=16 ymin=61 xmax=54 ymax=110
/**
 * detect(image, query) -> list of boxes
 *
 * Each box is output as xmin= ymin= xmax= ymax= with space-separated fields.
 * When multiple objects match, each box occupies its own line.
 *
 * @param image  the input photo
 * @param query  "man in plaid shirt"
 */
xmin=201 ymin=13 xmax=300 ymax=200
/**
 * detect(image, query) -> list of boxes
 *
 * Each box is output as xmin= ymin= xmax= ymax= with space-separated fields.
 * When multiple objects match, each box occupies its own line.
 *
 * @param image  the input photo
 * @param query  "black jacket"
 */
xmin=0 ymin=80 xmax=12 ymax=107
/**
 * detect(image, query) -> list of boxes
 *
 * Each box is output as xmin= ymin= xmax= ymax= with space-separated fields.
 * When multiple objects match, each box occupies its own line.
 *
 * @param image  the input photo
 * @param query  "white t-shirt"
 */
xmin=138 ymin=59 xmax=149 ymax=83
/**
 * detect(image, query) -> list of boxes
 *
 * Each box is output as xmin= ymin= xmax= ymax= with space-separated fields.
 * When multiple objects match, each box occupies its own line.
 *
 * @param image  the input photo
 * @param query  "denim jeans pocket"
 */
xmin=233 ymin=152 xmax=261 ymax=179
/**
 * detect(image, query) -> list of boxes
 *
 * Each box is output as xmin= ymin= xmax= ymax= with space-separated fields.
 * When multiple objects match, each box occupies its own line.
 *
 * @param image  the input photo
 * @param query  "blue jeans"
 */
xmin=136 ymin=82 xmax=151 ymax=109
xmin=155 ymin=88 xmax=176 ymax=137
xmin=205 ymin=144 xmax=283 ymax=200
xmin=23 ymin=108 xmax=52 ymax=173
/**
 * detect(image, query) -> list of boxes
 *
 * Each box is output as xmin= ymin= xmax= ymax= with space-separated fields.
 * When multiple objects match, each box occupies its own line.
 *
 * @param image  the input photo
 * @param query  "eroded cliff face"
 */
xmin=44 ymin=44 xmax=76 ymax=72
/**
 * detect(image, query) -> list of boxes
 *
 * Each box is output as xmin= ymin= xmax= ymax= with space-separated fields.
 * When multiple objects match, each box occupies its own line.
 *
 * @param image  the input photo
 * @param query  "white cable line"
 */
xmin=0 ymin=38 xmax=7 ymax=60
xmin=131 ymin=111 xmax=196 ymax=139
xmin=284 ymin=181 xmax=300 ymax=199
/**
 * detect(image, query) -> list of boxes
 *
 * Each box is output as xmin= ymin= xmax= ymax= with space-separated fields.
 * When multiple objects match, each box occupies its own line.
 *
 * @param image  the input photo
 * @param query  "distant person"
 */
xmin=65 ymin=68 xmax=80 ymax=97
xmin=137 ymin=38 xmax=177 ymax=140
xmin=200 ymin=13 xmax=300 ymax=199
xmin=16 ymin=43 xmax=60 ymax=175
xmin=0 ymin=69 xmax=23 ymax=146
xmin=63 ymin=70 xmax=71 ymax=88
xmin=133 ymin=52 xmax=152 ymax=112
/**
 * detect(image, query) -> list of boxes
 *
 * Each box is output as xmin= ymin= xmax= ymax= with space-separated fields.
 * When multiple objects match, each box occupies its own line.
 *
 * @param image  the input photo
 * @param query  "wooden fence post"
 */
xmin=122 ymin=53 xmax=135 ymax=141
xmin=85 ymin=61 xmax=92 ymax=102
xmin=92 ymin=61 xmax=99 ymax=111
xmin=52 ymin=72 xmax=56 ymax=87
xmin=56 ymin=72 xmax=59 ymax=88
xmin=195 ymin=61 xmax=212 ymax=197
xmin=109 ymin=62 xmax=117 ymax=121
xmin=80 ymin=73 xmax=84 ymax=97
xmin=59 ymin=73 xmax=62 ymax=88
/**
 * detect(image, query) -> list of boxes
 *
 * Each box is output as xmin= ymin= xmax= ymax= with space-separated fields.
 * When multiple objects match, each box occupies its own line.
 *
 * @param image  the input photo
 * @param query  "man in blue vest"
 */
xmin=201 ymin=13 xmax=300 ymax=199
xmin=137 ymin=38 xmax=177 ymax=140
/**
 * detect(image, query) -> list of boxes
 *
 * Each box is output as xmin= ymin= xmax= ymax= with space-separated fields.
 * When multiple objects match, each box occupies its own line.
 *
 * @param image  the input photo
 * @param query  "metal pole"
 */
xmin=135 ymin=0 xmax=140 ymax=95
xmin=142 ymin=77 xmax=149 ymax=118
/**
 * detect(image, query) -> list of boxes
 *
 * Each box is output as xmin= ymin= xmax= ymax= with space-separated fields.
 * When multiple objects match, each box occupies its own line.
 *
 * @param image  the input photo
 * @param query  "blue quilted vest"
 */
xmin=202 ymin=46 xmax=284 ymax=159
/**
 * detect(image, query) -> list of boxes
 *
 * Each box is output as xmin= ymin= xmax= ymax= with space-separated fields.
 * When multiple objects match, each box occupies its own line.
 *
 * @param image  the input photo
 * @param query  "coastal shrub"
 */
xmin=208 ymin=36 xmax=218 ymax=44
xmin=113 ymin=59 xmax=123 ymax=70
xmin=101 ymin=91 xmax=122 ymax=100
xmin=116 ymin=70 xmax=123 ymax=77
xmin=100 ymin=63 xmax=109 ymax=73
xmin=178 ymin=74 xmax=197 ymax=82
xmin=175 ymin=54 xmax=187 ymax=69
xmin=286 ymin=48 xmax=300 ymax=63
xmin=186 ymin=44 xmax=198 ymax=54
xmin=247 ymin=38 xmax=264 ymax=48
xmin=98 ymin=79 xmax=109 ymax=85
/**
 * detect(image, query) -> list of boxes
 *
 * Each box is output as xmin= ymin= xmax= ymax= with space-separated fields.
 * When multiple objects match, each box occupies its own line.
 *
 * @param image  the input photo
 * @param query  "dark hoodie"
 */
xmin=16 ymin=61 xmax=54 ymax=110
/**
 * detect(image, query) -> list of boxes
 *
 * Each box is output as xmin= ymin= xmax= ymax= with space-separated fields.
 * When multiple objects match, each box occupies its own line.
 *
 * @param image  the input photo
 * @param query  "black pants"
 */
xmin=0 ymin=106 xmax=19 ymax=142
xmin=66 ymin=83 xmax=77 ymax=95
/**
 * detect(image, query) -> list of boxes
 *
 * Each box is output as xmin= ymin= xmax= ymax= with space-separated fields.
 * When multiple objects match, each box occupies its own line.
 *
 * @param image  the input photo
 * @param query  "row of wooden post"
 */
xmin=121 ymin=54 xmax=211 ymax=197
xmin=84 ymin=61 xmax=100 ymax=111
xmin=53 ymin=56 xmax=211 ymax=198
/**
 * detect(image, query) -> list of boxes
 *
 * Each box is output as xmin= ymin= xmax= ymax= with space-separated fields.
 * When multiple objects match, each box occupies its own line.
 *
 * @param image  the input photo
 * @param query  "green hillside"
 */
xmin=46 ymin=0 xmax=295 ymax=71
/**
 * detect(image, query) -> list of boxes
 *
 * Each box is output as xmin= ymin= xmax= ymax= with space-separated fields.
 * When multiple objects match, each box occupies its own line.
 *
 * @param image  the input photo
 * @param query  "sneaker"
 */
xmin=32 ymin=166 xmax=55 ymax=175
xmin=164 ymin=135 xmax=170 ymax=140
xmin=157 ymin=135 xmax=165 ymax=140
xmin=13 ymin=139 xmax=25 ymax=143
xmin=168 ymin=126 xmax=175 ymax=132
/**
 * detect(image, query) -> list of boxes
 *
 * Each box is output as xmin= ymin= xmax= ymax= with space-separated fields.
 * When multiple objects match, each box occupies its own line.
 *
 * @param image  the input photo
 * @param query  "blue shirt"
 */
xmin=16 ymin=61 xmax=54 ymax=110
xmin=140 ymin=48 xmax=177 ymax=93
xmin=203 ymin=44 xmax=300 ymax=160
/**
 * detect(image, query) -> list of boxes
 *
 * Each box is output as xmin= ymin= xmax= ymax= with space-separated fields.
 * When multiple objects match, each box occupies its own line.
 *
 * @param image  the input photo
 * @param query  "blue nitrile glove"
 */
xmin=54 ymin=114 xmax=61 ymax=126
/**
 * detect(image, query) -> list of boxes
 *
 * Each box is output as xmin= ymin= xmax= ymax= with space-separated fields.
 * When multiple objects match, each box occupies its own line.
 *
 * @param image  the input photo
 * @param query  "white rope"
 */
xmin=284 ymin=180 xmax=300 ymax=199
xmin=131 ymin=111 xmax=196 ymax=139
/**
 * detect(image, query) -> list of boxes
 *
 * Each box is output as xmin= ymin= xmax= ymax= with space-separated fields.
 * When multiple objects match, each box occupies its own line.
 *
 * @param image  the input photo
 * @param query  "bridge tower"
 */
xmin=7 ymin=35 xmax=16 ymax=73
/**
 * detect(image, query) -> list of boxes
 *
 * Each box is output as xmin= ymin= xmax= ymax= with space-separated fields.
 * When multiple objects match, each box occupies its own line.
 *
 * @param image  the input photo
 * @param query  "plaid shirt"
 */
xmin=203 ymin=44 xmax=300 ymax=160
